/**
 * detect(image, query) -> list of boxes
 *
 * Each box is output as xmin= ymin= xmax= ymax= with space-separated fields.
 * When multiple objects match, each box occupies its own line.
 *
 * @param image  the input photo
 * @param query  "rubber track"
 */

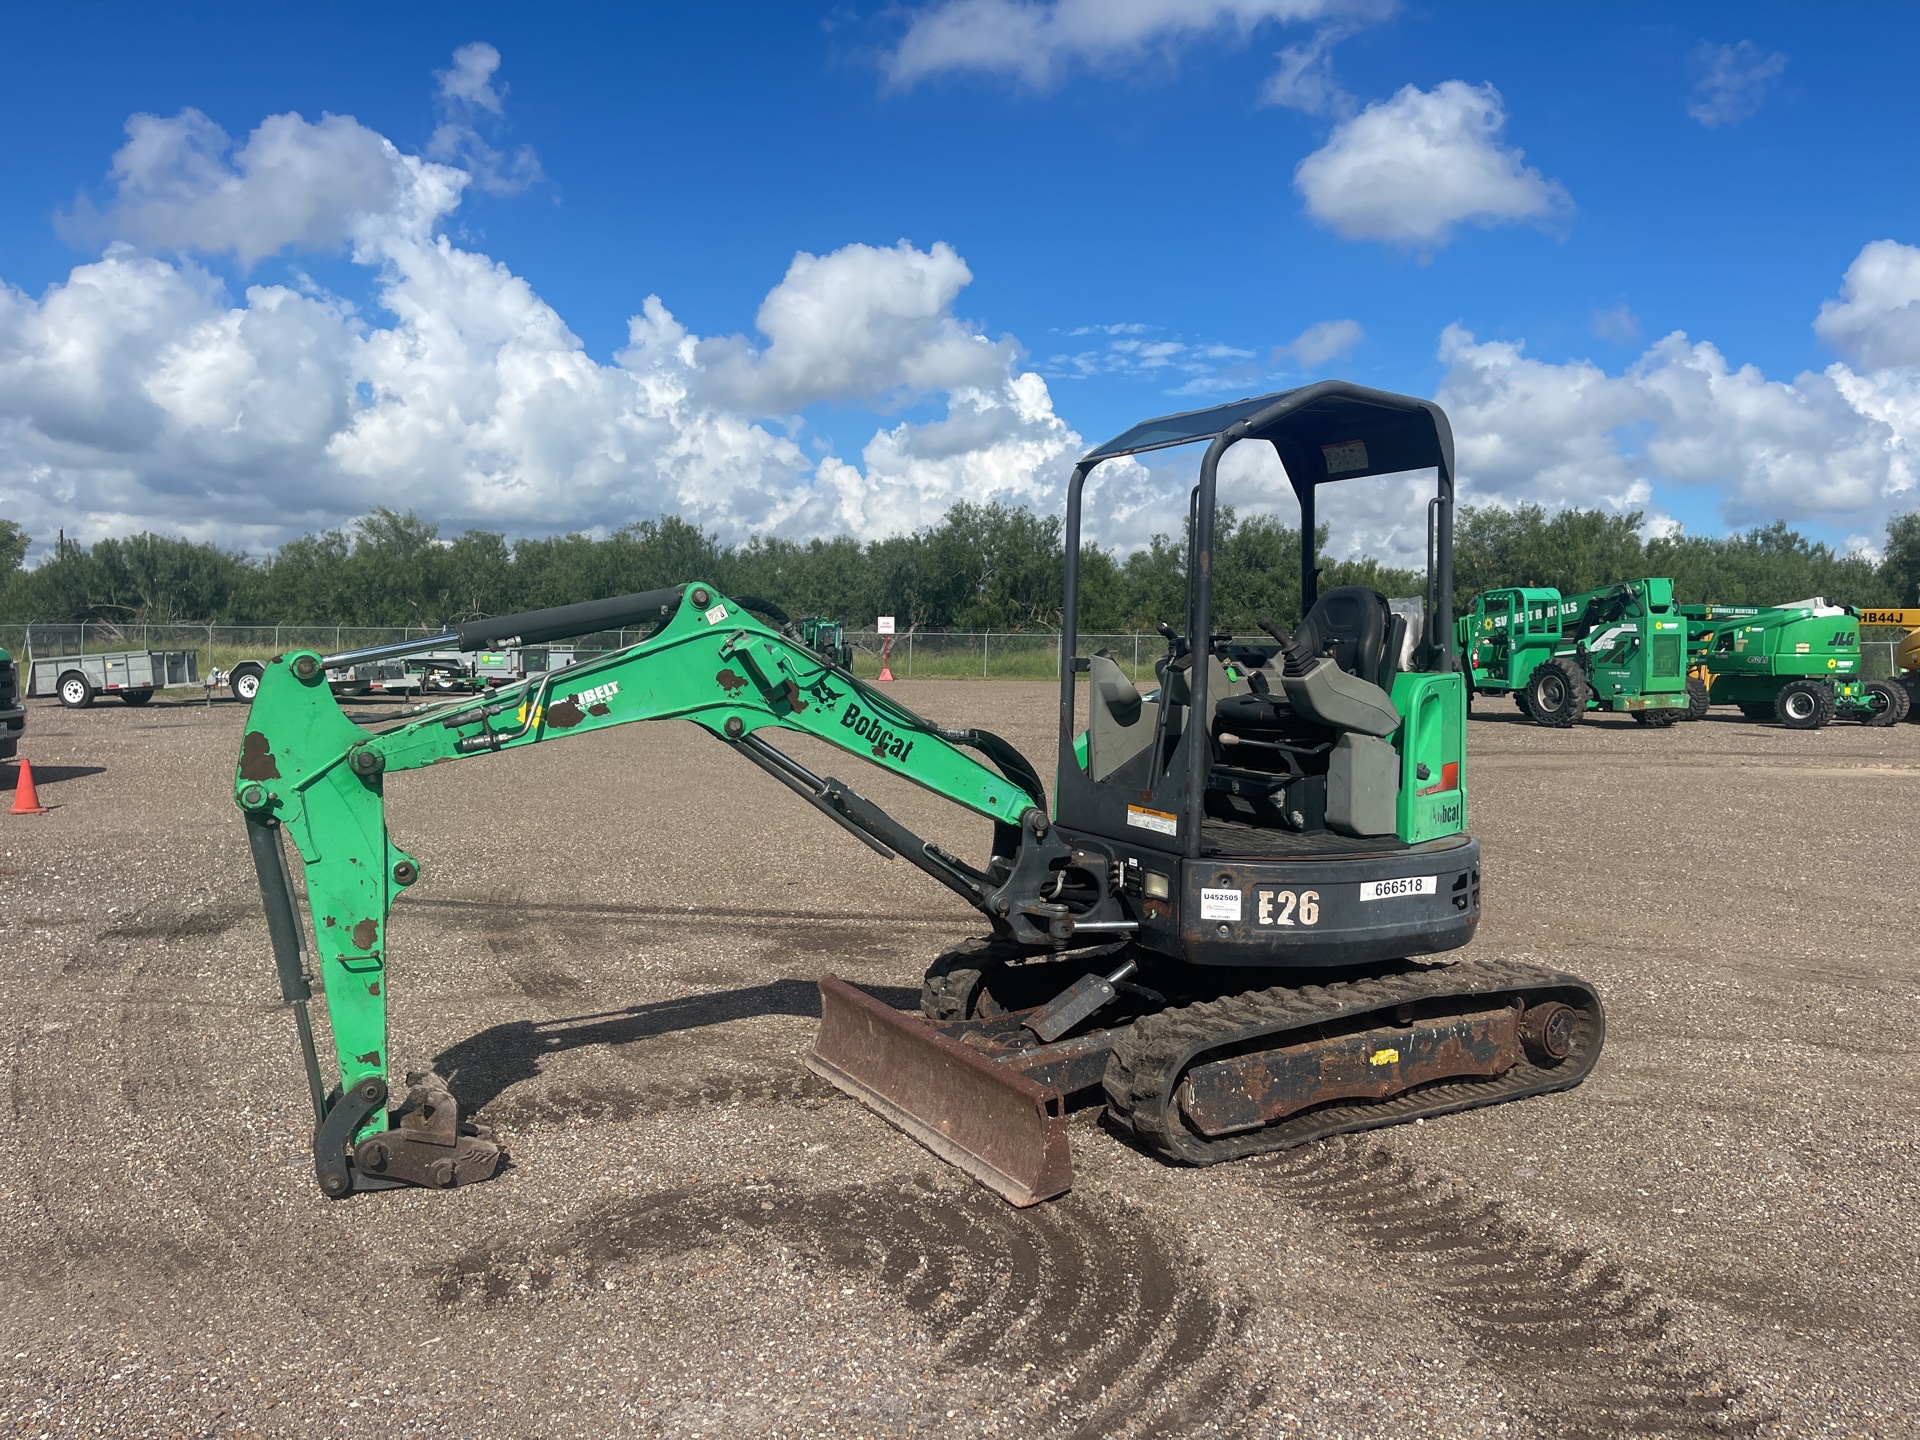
xmin=1104 ymin=958 xmax=1605 ymax=1165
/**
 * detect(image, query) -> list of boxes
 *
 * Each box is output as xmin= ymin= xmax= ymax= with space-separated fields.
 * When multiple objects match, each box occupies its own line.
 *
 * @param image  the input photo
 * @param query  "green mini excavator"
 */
xmin=234 ymin=382 xmax=1604 ymax=1205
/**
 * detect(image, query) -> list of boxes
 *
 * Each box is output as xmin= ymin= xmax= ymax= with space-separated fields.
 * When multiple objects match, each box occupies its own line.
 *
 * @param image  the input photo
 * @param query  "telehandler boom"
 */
xmin=234 ymin=382 xmax=1604 ymax=1206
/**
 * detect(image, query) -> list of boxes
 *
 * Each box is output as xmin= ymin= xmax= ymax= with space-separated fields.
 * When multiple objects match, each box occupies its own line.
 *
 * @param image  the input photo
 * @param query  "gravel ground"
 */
xmin=0 ymin=682 xmax=1915 ymax=1438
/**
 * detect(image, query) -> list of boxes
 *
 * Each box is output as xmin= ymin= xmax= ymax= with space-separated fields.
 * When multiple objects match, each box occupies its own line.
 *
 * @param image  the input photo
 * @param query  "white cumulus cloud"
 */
xmin=1276 ymin=318 xmax=1363 ymax=368
xmin=1688 ymin=40 xmax=1787 ymax=128
xmin=61 ymin=108 xmax=422 ymax=267
xmin=1258 ymin=26 xmax=1359 ymax=117
xmin=1814 ymin=239 xmax=1920 ymax=370
xmin=426 ymin=41 xmax=543 ymax=196
xmin=1293 ymin=81 xmax=1570 ymax=248
xmin=1435 ymin=241 xmax=1920 ymax=536
xmin=692 ymin=241 xmax=1015 ymax=413
xmin=885 ymin=0 xmax=1381 ymax=88
xmin=0 ymin=50 xmax=1082 ymax=558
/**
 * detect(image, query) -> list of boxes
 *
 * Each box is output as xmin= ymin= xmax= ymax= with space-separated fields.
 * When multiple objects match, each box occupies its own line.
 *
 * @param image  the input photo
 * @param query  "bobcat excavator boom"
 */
xmin=235 ymin=381 xmax=1604 ymax=1208
xmin=235 ymin=584 xmax=1104 ymax=1197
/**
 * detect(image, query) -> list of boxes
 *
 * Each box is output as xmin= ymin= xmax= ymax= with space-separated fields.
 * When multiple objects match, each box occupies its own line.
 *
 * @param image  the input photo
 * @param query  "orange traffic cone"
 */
xmin=877 ymin=636 xmax=894 ymax=683
xmin=11 ymin=757 xmax=49 ymax=815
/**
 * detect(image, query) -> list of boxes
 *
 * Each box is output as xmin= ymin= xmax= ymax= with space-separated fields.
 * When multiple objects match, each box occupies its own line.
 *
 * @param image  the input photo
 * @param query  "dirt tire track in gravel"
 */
xmin=8 ymin=903 xmax=270 ymax=1328
xmin=430 ymin=1179 xmax=1249 ymax=1439
xmin=481 ymin=1066 xmax=834 ymax=1129
xmin=1254 ymin=1141 xmax=1776 ymax=1439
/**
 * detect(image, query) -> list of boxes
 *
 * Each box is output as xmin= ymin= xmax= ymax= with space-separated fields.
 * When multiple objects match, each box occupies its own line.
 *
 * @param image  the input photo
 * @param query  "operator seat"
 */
xmin=1287 ymin=586 xmax=1401 ymax=692
xmin=1211 ymin=587 xmax=1406 ymax=838
xmin=1215 ymin=587 xmax=1403 ymax=739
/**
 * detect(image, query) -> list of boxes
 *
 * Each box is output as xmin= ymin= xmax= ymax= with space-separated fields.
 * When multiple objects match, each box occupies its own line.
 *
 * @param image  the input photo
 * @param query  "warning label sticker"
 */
xmin=1322 ymin=438 xmax=1369 ymax=474
xmin=1126 ymin=804 xmax=1178 ymax=837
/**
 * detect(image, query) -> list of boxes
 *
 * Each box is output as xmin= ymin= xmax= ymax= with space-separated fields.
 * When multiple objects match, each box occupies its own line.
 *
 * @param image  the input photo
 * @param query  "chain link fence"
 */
xmin=3 ymin=622 xmax=1906 ymax=688
xmin=1858 ymin=640 xmax=1900 ymax=679
xmin=0 ymin=621 xmax=1185 ymax=685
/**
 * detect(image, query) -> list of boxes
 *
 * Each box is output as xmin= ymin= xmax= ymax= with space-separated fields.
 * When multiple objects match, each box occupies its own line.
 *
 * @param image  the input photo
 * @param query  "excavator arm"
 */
xmin=233 ymin=582 xmax=1109 ymax=1196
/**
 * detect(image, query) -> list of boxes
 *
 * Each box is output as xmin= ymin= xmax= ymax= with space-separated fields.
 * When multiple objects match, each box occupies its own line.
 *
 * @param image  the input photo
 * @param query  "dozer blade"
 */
xmin=808 ymin=975 xmax=1073 ymax=1207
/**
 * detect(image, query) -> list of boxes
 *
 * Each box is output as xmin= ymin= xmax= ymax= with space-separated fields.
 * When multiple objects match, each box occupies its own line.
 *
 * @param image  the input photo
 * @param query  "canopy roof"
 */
xmin=1081 ymin=380 xmax=1454 ymax=489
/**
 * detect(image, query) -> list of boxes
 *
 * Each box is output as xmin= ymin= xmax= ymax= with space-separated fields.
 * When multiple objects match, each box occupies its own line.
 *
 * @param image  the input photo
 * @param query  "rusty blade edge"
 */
xmin=809 ymin=975 xmax=1073 ymax=1208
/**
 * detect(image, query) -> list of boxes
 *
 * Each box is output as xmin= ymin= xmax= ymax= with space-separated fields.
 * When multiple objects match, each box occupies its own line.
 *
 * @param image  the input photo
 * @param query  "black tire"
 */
xmin=0 ymin=737 xmax=16 ymax=762
xmin=230 ymin=663 xmax=264 ymax=703
xmin=1684 ymin=675 xmax=1710 ymax=721
xmin=920 ymin=937 xmax=1018 ymax=1021
xmin=56 ymin=672 xmax=94 ymax=709
xmin=1522 ymin=657 xmax=1590 ymax=727
xmin=921 ymin=936 xmax=1101 ymax=1021
xmin=1737 ymin=703 xmax=1774 ymax=720
xmin=1861 ymin=678 xmax=1908 ymax=727
xmin=1631 ymin=707 xmax=1680 ymax=727
xmin=1513 ymin=692 xmax=1530 ymax=715
xmin=1775 ymin=679 xmax=1835 ymax=730
xmin=118 ymin=689 xmax=153 ymax=706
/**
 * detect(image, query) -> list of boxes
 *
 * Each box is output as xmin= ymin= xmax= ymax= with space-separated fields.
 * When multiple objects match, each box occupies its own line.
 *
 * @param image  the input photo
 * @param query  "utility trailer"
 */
xmin=29 ymin=647 xmax=199 ymax=708
xmin=1458 ymin=579 xmax=1690 ymax=726
xmin=0 ymin=645 xmax=21 ymax=759
xmin=1683 ymin=599 xmax=1905 ymax=728
xmin=318 ymin=646 xmax=579 ymax=702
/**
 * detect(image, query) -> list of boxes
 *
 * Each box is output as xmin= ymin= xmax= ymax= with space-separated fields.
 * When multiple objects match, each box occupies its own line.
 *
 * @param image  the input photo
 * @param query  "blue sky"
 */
xmin=1 ymin=1 xmax=1916 ymax=564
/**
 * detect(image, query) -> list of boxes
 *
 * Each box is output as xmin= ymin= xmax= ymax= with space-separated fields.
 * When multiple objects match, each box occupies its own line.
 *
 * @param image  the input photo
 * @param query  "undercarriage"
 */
xmin=812 ymin=940 xmax=1603 ymax=1205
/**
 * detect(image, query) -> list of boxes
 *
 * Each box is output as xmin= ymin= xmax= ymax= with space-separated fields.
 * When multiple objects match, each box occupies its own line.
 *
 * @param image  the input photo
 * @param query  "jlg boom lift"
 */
xmin=1683 ymin=600 xmax=1907 ymax=727
xmin=234 ymin=382 xmax=1605 ymax=1206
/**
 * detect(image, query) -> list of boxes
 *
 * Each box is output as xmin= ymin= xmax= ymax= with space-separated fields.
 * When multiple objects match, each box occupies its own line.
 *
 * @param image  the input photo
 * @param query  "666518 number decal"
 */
xmin=1358 ymin=875 xmax=1435 ymax=902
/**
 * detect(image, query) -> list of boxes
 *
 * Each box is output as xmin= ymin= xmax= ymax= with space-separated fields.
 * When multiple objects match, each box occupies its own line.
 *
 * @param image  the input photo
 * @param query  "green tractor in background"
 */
xmin=798 ymin=616 xmax=854 ymax=671
xmin=1458 ymin=579 xmax=1691 ymax=728
xmin=1683 ymin=600 xmax=1908 ymax=729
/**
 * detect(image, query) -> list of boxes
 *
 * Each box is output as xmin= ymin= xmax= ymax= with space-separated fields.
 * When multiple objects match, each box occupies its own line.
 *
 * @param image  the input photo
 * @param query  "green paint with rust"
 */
xmin=233 ymin=584 xmax=1040 ymax=1141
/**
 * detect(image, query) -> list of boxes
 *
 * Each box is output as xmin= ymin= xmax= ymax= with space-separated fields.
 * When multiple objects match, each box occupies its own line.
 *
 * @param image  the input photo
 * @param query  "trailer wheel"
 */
xmin=1632 ymin=708 xmax=1680 ymax=727
xmin=1684 ymin=676 xmax=1711 ymax=721
xmin=56 ymin=672 xmax=94 ymax=709
xmin=230 ymin=663 xmax=264 ymax=703
xmin=118 ymin=689 xmax=153 ymax=706
xmin=1861 ymin=678 xmax=1908 ymax=727
xmin=1775 ymin=679 xmax=1834 ymax=730
xmin=1737 ymin=703 xmax=1774 ymax=720
xmin=1523 ymin=658 xmax=1589 ymax=727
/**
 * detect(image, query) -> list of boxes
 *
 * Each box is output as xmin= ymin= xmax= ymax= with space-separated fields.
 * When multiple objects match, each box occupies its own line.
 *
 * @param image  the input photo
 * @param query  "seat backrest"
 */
xmin=1289 ymin=587 xmax=1392 ymax=687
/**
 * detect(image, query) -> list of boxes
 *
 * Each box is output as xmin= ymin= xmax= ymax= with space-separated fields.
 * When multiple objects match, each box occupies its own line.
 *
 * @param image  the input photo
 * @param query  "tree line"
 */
xmin=2 ymin=501 xmax=1916 ymax=636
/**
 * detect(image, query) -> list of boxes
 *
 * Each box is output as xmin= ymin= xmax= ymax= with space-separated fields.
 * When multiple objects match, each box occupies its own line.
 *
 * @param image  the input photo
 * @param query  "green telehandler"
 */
xmin=1458 ymin=579 xmax=1691 ymax=727
xmin=233 ymin=382 xmax=1604 ymax=1207
xmin=1683 ymin=600 xmax=1907 ymax=728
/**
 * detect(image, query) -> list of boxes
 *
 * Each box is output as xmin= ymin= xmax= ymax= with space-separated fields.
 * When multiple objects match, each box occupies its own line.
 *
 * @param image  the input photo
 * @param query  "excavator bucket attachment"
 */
xmin=808 ymin=975 xmax=1073 ymax=1207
